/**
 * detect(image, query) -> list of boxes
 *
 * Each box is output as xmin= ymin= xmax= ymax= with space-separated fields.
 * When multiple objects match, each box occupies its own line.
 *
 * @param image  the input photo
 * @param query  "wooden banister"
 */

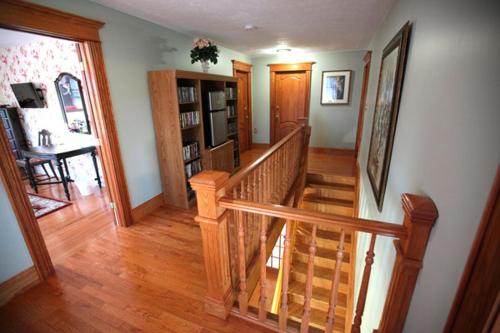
xmin=191 ymin=123 xmax=436 ymax=333
xmin=219 ymin=198 xmax=407 ymax=239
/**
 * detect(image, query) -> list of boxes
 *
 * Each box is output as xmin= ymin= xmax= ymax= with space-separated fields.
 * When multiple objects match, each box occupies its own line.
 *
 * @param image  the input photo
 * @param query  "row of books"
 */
xmin=182 ymin=141 xmax=200 ymax=161
xmin=180 ymin=111 xmax=200 ymax=128
xmin=228 ymin=122 xmax=237 ymax=135
xmin=177 ymin=86 xmax=197 ymax=103
xmin=227 ymin=105 xmax=236 ymax=118
xmin=185 ymin=159 xmax=202 ymax=179
xmin=226 ymin=87 xmax=236 ymax=99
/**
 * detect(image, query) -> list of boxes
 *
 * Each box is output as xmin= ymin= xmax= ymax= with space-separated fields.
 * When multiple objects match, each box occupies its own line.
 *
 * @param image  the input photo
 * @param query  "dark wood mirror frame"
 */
xmin=55 ymin=72 xmax=91 ymax=134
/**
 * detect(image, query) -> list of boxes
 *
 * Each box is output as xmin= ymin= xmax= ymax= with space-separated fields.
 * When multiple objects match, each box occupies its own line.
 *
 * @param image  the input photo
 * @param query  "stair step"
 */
xmin=302 ymin=195 xmax=354 ymax=217
xmin=298 ymin=224 xmax=352 ymax=244
xmin=288 ymin=302 xmax=345 ymax=332
xmin=288 ymin=280 xmax=347 ymax=313
xmin=305 ymin=182 xmax=355 ymax=201
xmin=294 ymin=243 xmax=351 ymax=270
xmin=307 ymin=173 xmax=355 ymax=186
xmin=292 ymin=261 xmax=349 ymax=291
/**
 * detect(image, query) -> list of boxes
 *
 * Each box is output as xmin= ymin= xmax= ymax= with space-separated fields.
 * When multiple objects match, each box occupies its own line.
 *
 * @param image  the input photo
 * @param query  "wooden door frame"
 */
xmin=354 ymin=51 xmax=372 ymax=159
xmin=269 ymin=62 xmax=314 ymax=144
xmin=232 ymin=60 xmax=253 ymax=151
xmin=0 ymin=0 xmax=133 ymax=281
xmin=444 ymin=166 xmax=500 ymax=331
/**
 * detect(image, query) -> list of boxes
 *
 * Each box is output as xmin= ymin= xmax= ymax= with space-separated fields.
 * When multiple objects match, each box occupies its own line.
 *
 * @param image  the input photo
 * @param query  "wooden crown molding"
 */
xmin=0 ymin=0 xmax=104 ymax=42
xmin=268 ymin=62 xmax=315 ymax=72
xmin=232 ymin=60 xmax=252 ymax=72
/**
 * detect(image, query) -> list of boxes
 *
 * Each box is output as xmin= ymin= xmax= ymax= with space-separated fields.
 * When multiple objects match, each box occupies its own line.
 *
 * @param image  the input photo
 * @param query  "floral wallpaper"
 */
xmin=0 ymin=38 xmax=104 ymax=196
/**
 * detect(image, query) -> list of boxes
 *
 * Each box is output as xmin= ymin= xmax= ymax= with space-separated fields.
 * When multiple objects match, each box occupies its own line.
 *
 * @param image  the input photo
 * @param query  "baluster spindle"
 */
xmin=300 ymin=224 xmax=318 ymax=333
xmin=258 ymin=215 xmax=268 ymax=321
xmin=237 ymin=210 xmax=248 ymax=315
xmin=325 ymin=230 xmax=346 ymax=333
xmin=279 ymin=220 xmax=293 ymax=331
xmin=351 ymin=234 xmax=377 ymax=333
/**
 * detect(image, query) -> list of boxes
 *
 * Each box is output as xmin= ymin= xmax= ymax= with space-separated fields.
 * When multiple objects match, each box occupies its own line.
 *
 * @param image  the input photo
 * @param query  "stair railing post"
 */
xmin=376 ymin=194 xmax=438 ymax=333
xmin=190 ymin=170 xmax=234 ymax=319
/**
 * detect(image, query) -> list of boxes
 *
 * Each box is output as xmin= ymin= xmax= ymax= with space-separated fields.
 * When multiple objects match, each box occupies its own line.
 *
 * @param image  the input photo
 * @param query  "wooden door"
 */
xmin=270 ymin=63 xmax=313 ymax=144
xmin=233 ymin=60 xmax=252 ymax=153
xmin=445 ymin=166 xmax=500 ymax=332
xmin=236 ymin=70 xmax=250 ymax=152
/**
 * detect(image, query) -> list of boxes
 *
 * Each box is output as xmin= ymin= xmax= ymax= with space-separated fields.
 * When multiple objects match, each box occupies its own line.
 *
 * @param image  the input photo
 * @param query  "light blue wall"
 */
xmin=31 ymin=0 xmax=251 ymax=208
xmin=0 ymin=180 xmax=33 ymax=282
xmin=251 ymin=50 xmax=365 ymax=148
xmin=0 ymin=0 xmax=249 ymax=283
xmin=355 ymin=0 xmax=500 ymax=332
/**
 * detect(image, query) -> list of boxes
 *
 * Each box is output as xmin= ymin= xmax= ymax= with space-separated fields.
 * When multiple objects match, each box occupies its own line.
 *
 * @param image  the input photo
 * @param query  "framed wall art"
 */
xmin=367 ymin=21 xmax=412 ymax=211
xmin=321 ymin=70 xmax=351 ymax=105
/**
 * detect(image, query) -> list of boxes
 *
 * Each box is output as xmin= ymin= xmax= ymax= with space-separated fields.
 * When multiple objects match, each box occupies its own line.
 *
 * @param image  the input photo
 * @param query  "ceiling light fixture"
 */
xmin=244 ymin=24 xmax=257 ymax=31
xmin=276 ymin=48 xmax=292 ymax=53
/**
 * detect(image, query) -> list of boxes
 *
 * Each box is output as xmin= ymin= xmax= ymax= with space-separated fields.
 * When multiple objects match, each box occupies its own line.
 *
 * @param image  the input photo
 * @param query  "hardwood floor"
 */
xmin=26 ymin=180 xmax=113 ymax=264
xmin=0 ymin=204 xmax=273 ymax=332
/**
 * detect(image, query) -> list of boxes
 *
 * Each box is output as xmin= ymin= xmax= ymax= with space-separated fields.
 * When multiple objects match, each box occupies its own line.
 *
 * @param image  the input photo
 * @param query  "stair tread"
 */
xmin=307 ymin=182 xmax=355 ymax=192
xmin=307 ymin=173 xmax=356 ymax=186
xmin=288 ymin=302 xmax=345 ymax=331
xmin=295 ymin=242 xmax=351 ymax=264
xmin=293 ymin=261 xmax=349 ymax=285
xmin=289 ymin=280 xmax=347 ymax=308
xmin=297 ymin=224 xmax=353 ymax=243
xmin=303 ymin=194 xmax=354 ymax=207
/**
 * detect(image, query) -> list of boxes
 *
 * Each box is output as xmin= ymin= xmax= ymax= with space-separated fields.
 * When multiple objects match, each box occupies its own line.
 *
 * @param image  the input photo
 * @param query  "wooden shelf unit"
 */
xmin=148 ymin=69 xmax=240 ymax=208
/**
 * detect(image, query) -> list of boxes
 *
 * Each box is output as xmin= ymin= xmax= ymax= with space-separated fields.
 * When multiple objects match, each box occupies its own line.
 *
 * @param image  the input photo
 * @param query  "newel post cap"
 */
xmin=189 ymin=171 xmax=230 ymax=191
xmin=401 ymin=193 xmax=438 ymax=225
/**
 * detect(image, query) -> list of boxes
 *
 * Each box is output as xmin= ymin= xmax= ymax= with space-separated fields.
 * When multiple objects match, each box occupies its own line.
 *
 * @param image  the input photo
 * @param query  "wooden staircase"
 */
xmin=287 ymin=171 xmax=357 ymax=332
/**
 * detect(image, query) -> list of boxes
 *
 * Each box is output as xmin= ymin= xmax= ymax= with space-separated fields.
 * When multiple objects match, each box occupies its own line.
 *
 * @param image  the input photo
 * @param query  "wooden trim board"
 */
xmin=131 ymin=193 xmax=165 ymax=222
xmin=0 ymin=266 xmax=39 ymax=307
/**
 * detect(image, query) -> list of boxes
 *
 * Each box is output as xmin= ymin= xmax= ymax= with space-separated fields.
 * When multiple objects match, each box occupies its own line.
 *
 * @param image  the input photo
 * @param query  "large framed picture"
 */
xmin=321 ymin=70 xmax=351 ymax=105
xmin=367 ymin=22 xmax=411 ymax=211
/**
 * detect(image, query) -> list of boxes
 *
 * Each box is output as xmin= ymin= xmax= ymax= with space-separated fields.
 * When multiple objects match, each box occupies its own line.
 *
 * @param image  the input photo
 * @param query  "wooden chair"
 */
xmin=16 ymin=129 xmax=58 ymax=185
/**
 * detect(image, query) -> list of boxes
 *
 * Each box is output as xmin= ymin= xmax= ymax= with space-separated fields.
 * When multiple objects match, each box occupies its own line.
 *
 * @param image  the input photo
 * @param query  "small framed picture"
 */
xmin=321 ymin=70 xmax=351 ymax=105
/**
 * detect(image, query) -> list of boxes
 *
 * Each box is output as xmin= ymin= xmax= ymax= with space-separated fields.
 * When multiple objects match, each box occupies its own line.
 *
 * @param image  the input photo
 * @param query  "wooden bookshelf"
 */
xmin=148 ymin=69 xmax=239 ymax=208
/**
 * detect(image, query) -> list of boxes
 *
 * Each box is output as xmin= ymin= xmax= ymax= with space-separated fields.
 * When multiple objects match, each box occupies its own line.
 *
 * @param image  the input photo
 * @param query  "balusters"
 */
xmin=351 ymin=234 xmax=377 ymax=333
xmin=279 ymin=220 xmax=293 ymax=331
xmin=325 ymin=230 xmax=346 ymax=333
xmin=237 ymin=210 xmax=248 ymax=315
xmin=300 ymin=224 xmax=318 ymax=333
xmin=258 ymin=215 xmax=268 ymax=321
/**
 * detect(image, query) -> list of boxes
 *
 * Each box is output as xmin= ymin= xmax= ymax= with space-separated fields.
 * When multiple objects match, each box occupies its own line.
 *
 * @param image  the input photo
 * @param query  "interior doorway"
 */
xmin=232 ymin=60 xmax=252 ymax=152
xmin=0 ymin=28 xmax=113 ymax=264
xmin=269 ymin=63 xmax=314 ymax=144
xmin=0 ymin=0 xmax=133 ymax=281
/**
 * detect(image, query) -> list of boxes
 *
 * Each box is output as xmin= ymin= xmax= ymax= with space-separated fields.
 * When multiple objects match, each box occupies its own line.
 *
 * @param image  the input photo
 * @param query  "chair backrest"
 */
xmin=38 ymin=129 xmax=52 ymax=146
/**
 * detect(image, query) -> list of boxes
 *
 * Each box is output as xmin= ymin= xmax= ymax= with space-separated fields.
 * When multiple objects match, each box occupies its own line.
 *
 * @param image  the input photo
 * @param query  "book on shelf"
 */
xmin=227 ymin=105 xmax=236 ymax=118
xmin=185 ymin=159 xmax=202 ymax=179
xmin=180 ymin=111 xmax=200 ymax=128
xmin=228 ymin=122 xmax=237 ymax=134
xmin=177 ymin=86 xmax=197 ymax=103
xmin=225 ymin=87 xmax=236 ymax=99
xmin=182 ymin=141 xmax=200 ymax=161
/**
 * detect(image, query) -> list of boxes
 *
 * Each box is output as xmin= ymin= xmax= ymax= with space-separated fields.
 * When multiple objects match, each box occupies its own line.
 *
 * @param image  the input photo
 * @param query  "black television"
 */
xmin=10 ymin=82 xmax=44 ymax=108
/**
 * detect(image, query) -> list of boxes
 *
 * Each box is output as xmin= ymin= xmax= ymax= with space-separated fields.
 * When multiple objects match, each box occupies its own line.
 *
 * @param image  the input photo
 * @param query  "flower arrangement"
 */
xmin=190 ymin=38 xmax=219 ymax=71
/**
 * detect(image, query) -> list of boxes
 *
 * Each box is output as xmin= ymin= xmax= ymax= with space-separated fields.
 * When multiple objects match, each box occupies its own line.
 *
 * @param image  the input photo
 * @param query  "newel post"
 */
xmin=189 ymin=170 xmax=234 ymax=319
xmin=377 ymin=194 xmax=438 ymax=333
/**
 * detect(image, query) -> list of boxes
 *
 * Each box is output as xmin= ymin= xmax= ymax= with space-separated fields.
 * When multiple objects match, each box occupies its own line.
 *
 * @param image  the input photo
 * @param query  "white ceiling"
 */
xmin=91 ymin=0 xmax=395 ymax=55
xmin=0 ymin=29 xmax=55 ymax=48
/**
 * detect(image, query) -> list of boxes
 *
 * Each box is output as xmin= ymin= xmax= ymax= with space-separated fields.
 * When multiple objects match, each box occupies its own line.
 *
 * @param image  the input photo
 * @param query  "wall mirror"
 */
xmin=55 ymin=72 xmax=91 ymax=134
